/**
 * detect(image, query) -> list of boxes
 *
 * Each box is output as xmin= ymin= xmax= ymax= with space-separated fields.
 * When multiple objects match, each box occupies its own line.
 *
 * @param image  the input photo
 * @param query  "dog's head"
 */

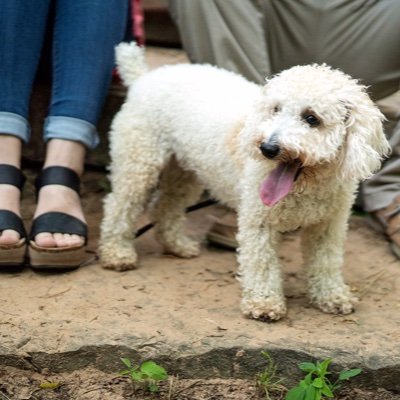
xmin=242 ymin=64 xmax=390 ymax=206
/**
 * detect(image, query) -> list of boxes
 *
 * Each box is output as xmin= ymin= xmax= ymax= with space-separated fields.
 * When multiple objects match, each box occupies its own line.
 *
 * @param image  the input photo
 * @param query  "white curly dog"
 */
xmin=100 ymin=42 xmax=390 ymax=321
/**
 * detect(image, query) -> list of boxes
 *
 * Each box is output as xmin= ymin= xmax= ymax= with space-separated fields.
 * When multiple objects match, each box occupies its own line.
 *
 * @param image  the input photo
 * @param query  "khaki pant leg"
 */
xmin=362 ymin=92 xmax=400 ymax=211
xmin=168 ymin=0 xmax=271 ymax=84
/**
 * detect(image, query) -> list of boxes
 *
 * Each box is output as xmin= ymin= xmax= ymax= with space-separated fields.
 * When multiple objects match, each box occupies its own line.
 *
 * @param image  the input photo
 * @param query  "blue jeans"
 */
xmin=0 ymin=0 xmax=128 ymax=149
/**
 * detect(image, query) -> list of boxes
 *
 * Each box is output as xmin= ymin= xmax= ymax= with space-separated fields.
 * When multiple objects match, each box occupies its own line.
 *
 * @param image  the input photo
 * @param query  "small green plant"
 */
xmin=120 ymin=357 xmax=168 ymax=393
xmin=285 ymin=358 xmax=362 ymax=400
xmin=256 ymin=351 xmax=286 ymax=400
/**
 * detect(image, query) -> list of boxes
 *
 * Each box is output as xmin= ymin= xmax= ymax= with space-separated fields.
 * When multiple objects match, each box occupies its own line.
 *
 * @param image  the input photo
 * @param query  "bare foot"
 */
xmin=33 ymin=184 xmax=86 ymax=248
xmin=32 ymin=139 xmax=87 ymax=249
xmin=0 ymin=184 xmax=22 ymax=246
xmin=0 ymin=136 xmax=23 ymax=246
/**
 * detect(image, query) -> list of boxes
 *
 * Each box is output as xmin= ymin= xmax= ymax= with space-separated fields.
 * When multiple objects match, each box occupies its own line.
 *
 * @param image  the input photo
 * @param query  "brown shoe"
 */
xmin=369 ymin=196 xmax=400 ymax=259
xmin=207 ymin=219 xmax=238 ymax=250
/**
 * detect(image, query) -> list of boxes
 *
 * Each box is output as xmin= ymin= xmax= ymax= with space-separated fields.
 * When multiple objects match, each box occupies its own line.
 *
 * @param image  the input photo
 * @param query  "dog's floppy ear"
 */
xmin=340 ymin=93 xmax=390 ymax=181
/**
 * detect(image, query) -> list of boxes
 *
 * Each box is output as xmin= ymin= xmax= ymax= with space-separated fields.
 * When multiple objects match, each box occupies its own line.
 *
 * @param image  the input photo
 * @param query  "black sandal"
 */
xmin=28 ymin=166 xmax=88 ymax=269
xmin=0 ymin=164 xmax=27 ymax=266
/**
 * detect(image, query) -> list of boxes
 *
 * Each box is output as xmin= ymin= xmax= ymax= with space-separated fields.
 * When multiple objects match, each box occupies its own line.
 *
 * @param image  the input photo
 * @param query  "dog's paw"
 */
xmin=102 ymin=261 xmax=138 ymax=271
xmin=99 ymin=244 xmax=138 ymax=271
xmin=241 ymin=296 xmax=287 ymax=321
xmin=164 ymin=238 xmax=201 ymax=258
xmin=309 ymin=286 xmax=357 ymax=315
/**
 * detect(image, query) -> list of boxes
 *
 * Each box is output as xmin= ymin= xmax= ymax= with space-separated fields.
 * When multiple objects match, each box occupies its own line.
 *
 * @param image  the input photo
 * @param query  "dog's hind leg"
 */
xmin=99 ymin=111 xmax=169 ymax=271
xmin=150 ymin=157 xmax=203 ymax=258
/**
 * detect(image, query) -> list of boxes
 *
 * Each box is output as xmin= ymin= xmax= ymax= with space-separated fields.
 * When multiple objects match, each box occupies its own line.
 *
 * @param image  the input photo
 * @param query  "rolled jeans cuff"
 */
xmin=0 ymin=112 xmax=30 ymax=143
xmin=44 ymin=116 xmax=100 ymax=149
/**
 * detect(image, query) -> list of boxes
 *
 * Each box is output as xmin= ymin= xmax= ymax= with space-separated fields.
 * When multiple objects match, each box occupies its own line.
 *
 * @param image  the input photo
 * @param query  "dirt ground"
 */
xmin=1 ymin=365 xmax=399 ymax=400
xmin=0 ymin=167 xmax=398 ymax=399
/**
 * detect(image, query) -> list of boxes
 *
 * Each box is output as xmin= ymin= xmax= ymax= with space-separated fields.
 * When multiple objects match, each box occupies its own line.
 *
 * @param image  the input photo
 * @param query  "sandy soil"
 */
xmin=0 ymin=167 xmax=396 ymax=398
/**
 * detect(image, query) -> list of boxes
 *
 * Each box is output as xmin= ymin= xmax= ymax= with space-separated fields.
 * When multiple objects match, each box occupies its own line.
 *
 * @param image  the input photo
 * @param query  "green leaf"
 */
xmin=285 ymin=386 xmax=307 ymax=400
xmin=300 ymin=379 xmax=309 ymax=388
xmin=339 ymin=368 xmax=362 ymax=381
xmin=120 ymin=358 xmax=132 ymax=368
xmin=299 ymin=362 xmax=317 ymax=372
xmin=312 ymin=377 xmax=324 ymax=388
xmin=305 ymin=384 xmax=317 ymax=400
xmin=39 ymin=381 xmax=60 ymax=390
xmin=131 ymin=370 xmax=143 ymax=381
xmin=321 ymin=384 xmax=334 ymax=398
xmin=140 ymin=360 xmax=168 ymax=381
xmin=318 ymin=359 xmax=332 ymax=376
xmin=119 ymin=369 xmax=131 ymax=376
xmin=304 ymin=373 xmax=313 ymax=385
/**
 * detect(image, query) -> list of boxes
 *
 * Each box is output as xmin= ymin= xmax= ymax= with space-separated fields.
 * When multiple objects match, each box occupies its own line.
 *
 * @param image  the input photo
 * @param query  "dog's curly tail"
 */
xmin=115 ymin=41 xmax=148 ymax=87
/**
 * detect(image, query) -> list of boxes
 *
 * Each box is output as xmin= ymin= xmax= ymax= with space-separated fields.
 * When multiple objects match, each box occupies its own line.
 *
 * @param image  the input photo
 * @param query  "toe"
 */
xmin=53 ymin=233 xmax=68 ymax=247
xmin=55 ymin=233 xmax=83 ymax=248
xmin=67 ymin=234 xmax=85 ymax=247
xmin=0 ymin=229 xmax=21 ymax=246
xmin=34 ymin=232 xmax=84 ymax=248
xmin=34 ymin=232 xmax=57 ymax=248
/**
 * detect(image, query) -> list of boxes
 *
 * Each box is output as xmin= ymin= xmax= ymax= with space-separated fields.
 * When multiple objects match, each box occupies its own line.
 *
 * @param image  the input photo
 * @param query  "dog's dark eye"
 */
xmin=273 ymin=105 xmax=280 ymax=113
xmin=304 ymin=114 xmax=320 ymax=126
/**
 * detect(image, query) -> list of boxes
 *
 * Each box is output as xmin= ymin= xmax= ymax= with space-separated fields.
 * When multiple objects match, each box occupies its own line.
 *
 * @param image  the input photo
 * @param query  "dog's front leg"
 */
xmin=237 ymin=204 xmax=286 ymax=321
xmin=302 ymin=216 xmax=357 ymax=314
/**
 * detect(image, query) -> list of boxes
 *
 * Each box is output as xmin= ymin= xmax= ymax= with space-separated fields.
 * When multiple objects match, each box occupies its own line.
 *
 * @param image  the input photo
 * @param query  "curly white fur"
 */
xmin=100 ymin=42 xmax=390 ymax=321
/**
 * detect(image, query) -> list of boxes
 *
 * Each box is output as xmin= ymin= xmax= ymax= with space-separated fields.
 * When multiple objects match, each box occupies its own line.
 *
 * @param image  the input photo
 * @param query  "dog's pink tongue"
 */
xmin=260 ymin=161 xmax=300 ymax=206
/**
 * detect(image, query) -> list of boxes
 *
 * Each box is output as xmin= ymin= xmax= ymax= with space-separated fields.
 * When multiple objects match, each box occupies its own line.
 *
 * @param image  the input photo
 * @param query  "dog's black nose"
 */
xmin=260 ymin=142 xmax=280 ymax=159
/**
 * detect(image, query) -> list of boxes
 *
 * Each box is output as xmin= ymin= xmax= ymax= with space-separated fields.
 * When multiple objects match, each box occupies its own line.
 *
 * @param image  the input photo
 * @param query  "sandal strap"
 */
xmin=0 ymin=210 xmax=26 ymax=238
xmin=35 ymin=166 xmax=81 ymax=195
xmin=29 ymin=212 xmax=88 ymax=243
xmin=0 ymin=164 xmax=26 ymax=190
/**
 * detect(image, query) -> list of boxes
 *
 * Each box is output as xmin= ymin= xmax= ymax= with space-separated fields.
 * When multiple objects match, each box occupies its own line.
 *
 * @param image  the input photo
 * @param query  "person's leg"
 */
xmin=362 ymin=118 xmax=400 ymax=257
xmin=362 ymin=120 xmax=400 ymax=212
xmin=33 ymin=0 xmax=128 ymax=249
xmin=34 ymin=139 xmax=86 ymax=248
xmin=0 ymin=137 xmax=23 ymax=245
xmin=168 ymin=0 xmax=271 ymax=84
xmin=0 ymin=1 xmax=51 ymax=245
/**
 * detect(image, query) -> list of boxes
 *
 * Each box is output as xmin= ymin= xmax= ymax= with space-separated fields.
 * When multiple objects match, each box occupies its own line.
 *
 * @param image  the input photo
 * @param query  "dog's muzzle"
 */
xmin=260 ymin=142 xmax=280 ymax=159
